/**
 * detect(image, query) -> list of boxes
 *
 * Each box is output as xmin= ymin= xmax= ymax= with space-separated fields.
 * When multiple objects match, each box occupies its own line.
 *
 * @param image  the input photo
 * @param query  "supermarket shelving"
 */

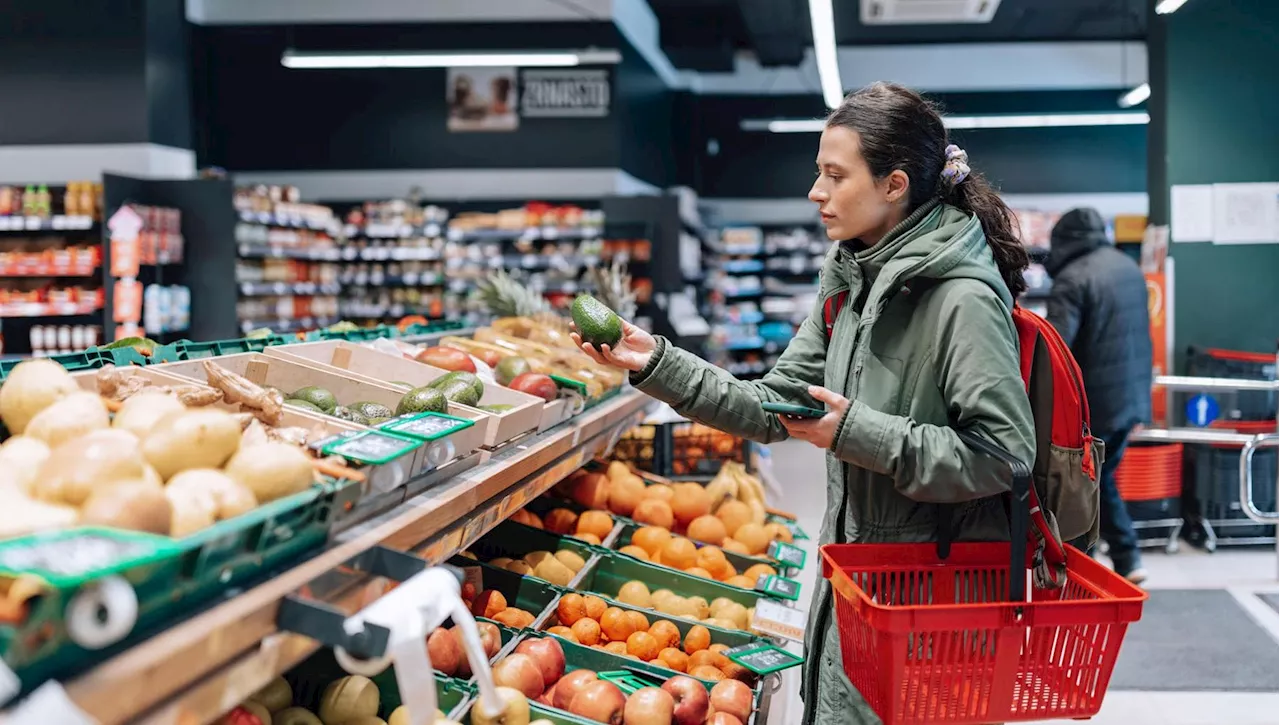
xmin=54 ymin=388 xmax=651 ymax=725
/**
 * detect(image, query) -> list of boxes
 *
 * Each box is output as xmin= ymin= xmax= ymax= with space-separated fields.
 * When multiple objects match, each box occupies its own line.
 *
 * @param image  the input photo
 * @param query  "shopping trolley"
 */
xmin=821 ymin=432 xmax=1147 ymax=725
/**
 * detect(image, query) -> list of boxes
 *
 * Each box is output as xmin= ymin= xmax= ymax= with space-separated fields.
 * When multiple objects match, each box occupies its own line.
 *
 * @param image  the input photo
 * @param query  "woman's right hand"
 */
xmin=571 ymin=319 xmax=656 ymax=372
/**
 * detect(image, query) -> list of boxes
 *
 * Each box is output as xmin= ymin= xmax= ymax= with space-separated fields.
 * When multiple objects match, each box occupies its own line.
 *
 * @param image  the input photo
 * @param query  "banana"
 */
xmin=747 ymin=498 xmax=767 ymax=526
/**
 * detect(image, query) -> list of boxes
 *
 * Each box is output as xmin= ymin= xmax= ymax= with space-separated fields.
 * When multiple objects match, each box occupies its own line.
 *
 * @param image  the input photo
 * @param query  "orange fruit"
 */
xmin=670 ymin=483 xmax=712 ymax=526
xmin=765 ymin=522 xmax=794 ymax=543
xmin=626 ymin=631 xmax=661 ymax=661
xmin=709 ymin=643 xmax=729 ymax=654
xmin=714 ymin=500 xmax=752 ymax=536
xmin=721 ymin=538 xmax=750 ymax=555
xmin=689 ymin=665 xmax=725 ymax=682
xmin=648 ymin=620 xmax=681 ymax=649
xmin=557 ymin=593 xmax=587 ymax=625
xmin=631 ymin=526 xmax=672 ymax=557
xmin=633 ymin=499 xmax=675 ymax=529
xmin=576 ymin=510 xmax=615 ymax=540
xmin=660 ymin=538 xmax=698 ymax=570
xmin=574 ymin=533 xmax=602 ymax=546
xmin=604 ymin=642 xmax=628 ymax=656
xmin=583 ymin=595 xmax=607 ymax=620
xmin=657 ymin=647 xmax=690 ymax=673
xmin=601 ymin=607 xmax=637 ymax=642
xmin=627 ymin=610 xmax=650 ymax=632
xmin=643 ymin=483 xmax=674 ymax=501
xmin=744 ymin=563 xmax=777 ymax=582
xmin=710 ymin=559 xmax=738 ymax=582
xmin=687 ymin=515 xmax=727 ymax=545
xmin=734 ymin=523 xmax=770 ymax=555
xmin=547 ymin=625 xmax=578 ymax=643
xmin=571 ymin=473 xmax=611 ymax=510
xmin=726 ymin=575 xmax=756 ymax=589
xmin=688 ymin=650 xmax=720 ymax=671
xmin=683 ymin=625 xmax=711 ymax=654
xmin=607 ymin=475 xmax=646 ymax=516
xmin=695 ymin=545 xmax=727 ymax=571
xmin=685 ymin=566 xmax=713 ymax=579
xmin=571 ymin=617 xmax=602 ymax=646
xmin=543 ymin=508 xmax=579 ymax=535
xmin=618 ymin=544 xmax=650 ymax=561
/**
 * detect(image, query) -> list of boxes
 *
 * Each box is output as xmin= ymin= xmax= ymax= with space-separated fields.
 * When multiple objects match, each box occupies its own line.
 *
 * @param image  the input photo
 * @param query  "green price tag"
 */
xmin=769 ymin=540 xmax=807 ymax=569
xmin=722 ymin=642 xmax=762 ymax=658
xmin=755 ymin=574 xmax=802 ymax=601
xmin=322 ymin=430 xmax=421 ymax=465
xmin=549 ymin=374 xmax=587 ymax=395
xmin=380 ymin=412 xmax=473 ymax=442
xmin=0 ymin=527 xmax=179 ymax=588
xmin=728 ymin=644 xmax=804 ymax=675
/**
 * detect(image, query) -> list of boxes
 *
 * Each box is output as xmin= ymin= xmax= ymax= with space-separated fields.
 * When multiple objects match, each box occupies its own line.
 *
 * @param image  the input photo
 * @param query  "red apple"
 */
xmin=538 ymin=683 xmax=558 ymax=707
xmin=660 ymin=676 xmax=709 ymax=725
xmin=554 ymin=669 xmax=599 ymax=711
xmin=493 ymin=653 xmax=545 ymax=699
xmin=623 ymin=687 xmax=674 ymax=725
xmin=708 ymin=680 xmax=752 ymax=722
xmin=569 ymin=681 xmax=626 ymax=725
xmin=515 ymin=637 xmax=566 ymax=688
xmin=708 ymin=713 xmax=743 ymax=725
xmin=453 ymin=621 xmax=502 ymax=677
xmin=427 ymin=627 xmax=463 ymax=676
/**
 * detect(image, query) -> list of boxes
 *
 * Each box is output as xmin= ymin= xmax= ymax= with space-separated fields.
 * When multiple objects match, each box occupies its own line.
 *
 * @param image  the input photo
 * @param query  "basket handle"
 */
xmin=954 ymin=430 xmax=1032 ymax=604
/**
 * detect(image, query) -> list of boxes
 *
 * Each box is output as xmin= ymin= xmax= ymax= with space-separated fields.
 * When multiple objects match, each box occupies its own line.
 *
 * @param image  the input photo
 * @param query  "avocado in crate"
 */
xmin=445 ymin=555 xmax=562 ymax=631
xmin=278 ymin=647 xmax=472 ymax=723
xmin=540 ymin=590 xmax=763 ymax=686
xmin=571 ymin=553 xmax=762 ymax=634
xmin=462 ymin=520 xmax=601 ymax=588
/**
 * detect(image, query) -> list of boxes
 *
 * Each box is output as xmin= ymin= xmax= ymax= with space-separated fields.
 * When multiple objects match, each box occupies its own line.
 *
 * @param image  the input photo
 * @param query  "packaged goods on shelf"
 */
xmin=235 ymin=184 xmax=337 ymax=230
xmin=29 ymin=324 xmax=101 ymax=356
xmin=0 ymin=182 xmax=102 ymax=222
xmin=142 ymin=284 xmax=190 ymax=335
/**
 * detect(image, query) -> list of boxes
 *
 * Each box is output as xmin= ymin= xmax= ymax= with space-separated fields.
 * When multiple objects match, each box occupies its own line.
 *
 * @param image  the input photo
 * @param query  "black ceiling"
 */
xmin=648 ymin=0 xmax=1147 ymax=71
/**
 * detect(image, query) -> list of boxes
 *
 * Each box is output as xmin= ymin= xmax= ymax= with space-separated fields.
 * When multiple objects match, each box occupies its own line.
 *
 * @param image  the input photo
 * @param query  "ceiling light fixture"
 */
xmin=808 ymin=0 xmax=844 ymax=109
xmin=741 ymin=112 xmax=1150 ymax=133
xmin=280 ymin=49 xmax=621 ymax=69
xmin=1154 ymin=0 xmax=1191 ymax=14
xmin=1118 ymin=83 xmax=1152 ymax=108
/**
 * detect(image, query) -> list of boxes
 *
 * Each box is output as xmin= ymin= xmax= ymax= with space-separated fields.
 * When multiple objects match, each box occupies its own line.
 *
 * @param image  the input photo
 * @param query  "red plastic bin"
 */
xmin=821 ymin=542 xmax=1147 ymax=725
xmin=1115 ymin=443 xmax=1183 ymax=502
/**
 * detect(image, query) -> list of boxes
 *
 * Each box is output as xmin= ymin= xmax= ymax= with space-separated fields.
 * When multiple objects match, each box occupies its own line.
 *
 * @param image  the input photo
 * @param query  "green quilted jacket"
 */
xmin=631 ymin=199 xmax=1036 ymax=724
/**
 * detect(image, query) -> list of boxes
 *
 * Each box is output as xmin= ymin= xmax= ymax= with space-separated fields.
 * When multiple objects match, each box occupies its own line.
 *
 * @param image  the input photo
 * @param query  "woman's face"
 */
xmin=808 ymin=125 xmax=908 ymax=244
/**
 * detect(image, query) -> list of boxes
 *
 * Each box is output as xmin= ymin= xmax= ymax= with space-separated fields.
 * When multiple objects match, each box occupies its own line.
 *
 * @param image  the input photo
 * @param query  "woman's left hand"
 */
xmin=777 ymin=386 xmax=850 ymax=449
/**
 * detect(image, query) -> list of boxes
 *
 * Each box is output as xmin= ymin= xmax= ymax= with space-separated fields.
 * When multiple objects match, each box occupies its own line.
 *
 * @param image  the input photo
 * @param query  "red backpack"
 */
xmin=822 ymin=293 xmax=1102 ymax=587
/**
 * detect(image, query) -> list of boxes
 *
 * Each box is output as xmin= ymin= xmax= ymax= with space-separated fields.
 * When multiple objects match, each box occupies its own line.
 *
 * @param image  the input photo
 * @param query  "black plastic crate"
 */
xmin=1186 ymin=346 xmax=1278 ymax=422
xmin=1189 ymin=444 xmax=1277 ymax=539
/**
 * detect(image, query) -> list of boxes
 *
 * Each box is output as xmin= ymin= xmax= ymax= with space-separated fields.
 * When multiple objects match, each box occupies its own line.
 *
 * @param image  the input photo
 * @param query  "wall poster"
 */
xmin=447 ymin=67 xmax=518 ymax=132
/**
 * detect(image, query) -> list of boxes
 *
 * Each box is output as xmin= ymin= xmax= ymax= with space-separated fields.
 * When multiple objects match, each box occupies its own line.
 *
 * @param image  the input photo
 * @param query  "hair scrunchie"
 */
xmin=940 ymin=144 xmax=970 ymax=186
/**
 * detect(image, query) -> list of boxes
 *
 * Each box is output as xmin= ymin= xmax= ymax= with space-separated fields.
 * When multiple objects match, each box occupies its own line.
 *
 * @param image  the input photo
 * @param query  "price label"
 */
xmin=728 ymin=644 xmax=804 ymax=676
xmin=755 ymin=574 xmax=802 ymax=601
xmin=381 ymin=412 xmax=473 ymax=442
xmin=323 ymin=430 xmax=420 ymax=465
xmin=0 ymin=531 xmax=172 ymax=586
xmin=751 ymin=598 xmax=807 ymax=642
xmin=769 ymin=541 xmax=807 ymax=569
xmin=722 ymin=642 xmax=762 ymax=658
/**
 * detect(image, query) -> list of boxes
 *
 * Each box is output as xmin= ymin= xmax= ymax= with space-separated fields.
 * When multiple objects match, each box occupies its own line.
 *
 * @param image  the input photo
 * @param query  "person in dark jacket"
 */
xmin=1046 ymin=207 xmax=1153 ymax=583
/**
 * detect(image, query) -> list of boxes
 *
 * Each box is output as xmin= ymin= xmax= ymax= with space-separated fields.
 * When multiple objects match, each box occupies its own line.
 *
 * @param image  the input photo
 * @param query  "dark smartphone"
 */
xmin=762 ymin=401 xmax=826 ymax=419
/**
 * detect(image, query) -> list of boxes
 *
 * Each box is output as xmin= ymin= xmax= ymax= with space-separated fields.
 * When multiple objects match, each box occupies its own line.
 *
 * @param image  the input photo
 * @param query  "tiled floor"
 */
xmin=761 ymin=439 xmax=1280 ymax=725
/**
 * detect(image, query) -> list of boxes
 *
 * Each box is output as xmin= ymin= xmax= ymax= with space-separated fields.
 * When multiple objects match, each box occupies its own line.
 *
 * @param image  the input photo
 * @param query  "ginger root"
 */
xmin=202 ymin=360 xmax=283 ymax=425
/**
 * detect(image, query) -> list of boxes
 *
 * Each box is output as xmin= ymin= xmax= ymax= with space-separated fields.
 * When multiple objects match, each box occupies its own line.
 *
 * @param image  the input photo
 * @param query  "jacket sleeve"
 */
xmin=829 ymin=283 xmax=1035 ymax=503
xmin=1046 ymin=274 xmax=1084 ymax=347
xmin=630 ymin=300 xmax=828 ymax=444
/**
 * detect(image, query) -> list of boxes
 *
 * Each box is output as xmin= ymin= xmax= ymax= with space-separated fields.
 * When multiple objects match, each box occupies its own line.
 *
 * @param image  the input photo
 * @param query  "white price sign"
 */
xmin=751 ymin=598 xmax=807 ymax=643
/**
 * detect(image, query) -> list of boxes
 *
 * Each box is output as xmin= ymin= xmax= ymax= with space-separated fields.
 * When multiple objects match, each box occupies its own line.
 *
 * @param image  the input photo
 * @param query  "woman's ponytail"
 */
xmin=944 ymin=167 xmax=1029 ymax=297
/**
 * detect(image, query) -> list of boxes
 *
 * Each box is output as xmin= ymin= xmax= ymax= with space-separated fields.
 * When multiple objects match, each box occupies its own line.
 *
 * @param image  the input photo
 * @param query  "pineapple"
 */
xmin=590 ymin=259 xmax=637 ymax=321
xmin=476 ymin=270 xmax=550 ymax=318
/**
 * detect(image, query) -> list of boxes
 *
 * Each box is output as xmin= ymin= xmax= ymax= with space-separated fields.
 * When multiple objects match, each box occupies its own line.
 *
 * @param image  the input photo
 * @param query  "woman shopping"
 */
xmin=573 ymin=82 xmax=1037 ymax=724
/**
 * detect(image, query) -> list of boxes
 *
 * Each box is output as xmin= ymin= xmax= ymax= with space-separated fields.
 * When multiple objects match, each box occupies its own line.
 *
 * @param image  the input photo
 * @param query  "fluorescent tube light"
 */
xmin=281 ymin=50 xmax=620 ymax=69
xmin=1155 ymin=0 xmax=1191 ymax=14
xmin=808 ymin=0 xmax=844 ymax=109
xmin=1118 ymin=83 xmax=1151 ymax=108
xmin=741 ymin=112 xmax=1150 ymax=133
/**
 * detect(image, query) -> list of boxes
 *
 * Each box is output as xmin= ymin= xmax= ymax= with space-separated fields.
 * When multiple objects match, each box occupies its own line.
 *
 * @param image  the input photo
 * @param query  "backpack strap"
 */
xmin=934 ymin=503 xmax=954 ymax=560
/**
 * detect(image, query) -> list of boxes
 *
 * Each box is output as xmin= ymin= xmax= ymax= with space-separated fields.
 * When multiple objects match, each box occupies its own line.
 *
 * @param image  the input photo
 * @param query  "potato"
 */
xmin=223 ymin=442 xmax=313 ymax=503
xmin=523 ymin=550 xmax=555 ymax=568
xmin=34 ymin=430 xmax=149 ymax=506
xmin=142 ymin=409 xmax=242 ymax=480
xmin=113 ymin=391 xmax=186 ymax=439
xmin=165 ymin=485 xmax=217 ymax=537
xmin=555 ymin=549 xmax=586 ymax=573
xmin=167 ymin=469 xmax=258 ymax=520
xmin=504 ymin=560 xmax=533 ymax=575
xmin=80 ymin=481 xmax=172 ymax=535
xmin=25 ymin=392 xmax=109 ymax=448
xmin=533 ymin=558 xmax=576 ymax=586
xmin=0 ymin=359 xmax=78 ymax=434
xmin=0 ymin=436 xmax=51 ymax=495
xmin=0 ymin=493 xmax=78 ymax=539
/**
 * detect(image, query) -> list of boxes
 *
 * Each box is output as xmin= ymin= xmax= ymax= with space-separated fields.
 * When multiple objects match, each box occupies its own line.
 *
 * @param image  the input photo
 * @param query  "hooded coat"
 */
xmin=1045 ymin=208 xmax=1153 ymax=435
xmin=631 ymin=199 xmax=1035 ymax=723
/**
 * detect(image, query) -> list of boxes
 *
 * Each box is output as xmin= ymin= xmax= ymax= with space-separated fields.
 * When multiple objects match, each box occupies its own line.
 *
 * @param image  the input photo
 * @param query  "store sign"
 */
xmin=520 ymin=69 xmax=610 ymax=118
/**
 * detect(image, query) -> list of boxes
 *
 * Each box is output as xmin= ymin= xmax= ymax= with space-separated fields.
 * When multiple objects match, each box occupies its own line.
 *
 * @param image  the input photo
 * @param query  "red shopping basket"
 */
xmin=820 ymin=433 xmax=1147 ymax=725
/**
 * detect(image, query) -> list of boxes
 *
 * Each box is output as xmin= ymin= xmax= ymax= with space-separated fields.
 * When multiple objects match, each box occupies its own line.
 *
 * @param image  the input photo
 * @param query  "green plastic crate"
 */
xmin=460 ymin=697 xmax=596 ymax=725
xmin=0 ymin=478 xmax=351 ymax=696
xmin=285 ymin=647 xmax=473 ymax=722
xmin=0 ymin=351 xmax=106 ymax=381
xmin=538 ymin=591 xmax=762 ymax=658
xmin=146 ymin=335 xmax=292 ymax=363
xmin=311 ymin=325 xmax=399 ymax=342
xmin=463 ymin=520 xmax=604 ymax=578
xmin=403 ymin=320 xmax=466 ymax=337
xmin=571 ymin=553 xmax=763 ymax=629
xmin=609 ymin=521 xmax=781 ymax=587
xmin=444 ymin=556 xmax=562 ymax=626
